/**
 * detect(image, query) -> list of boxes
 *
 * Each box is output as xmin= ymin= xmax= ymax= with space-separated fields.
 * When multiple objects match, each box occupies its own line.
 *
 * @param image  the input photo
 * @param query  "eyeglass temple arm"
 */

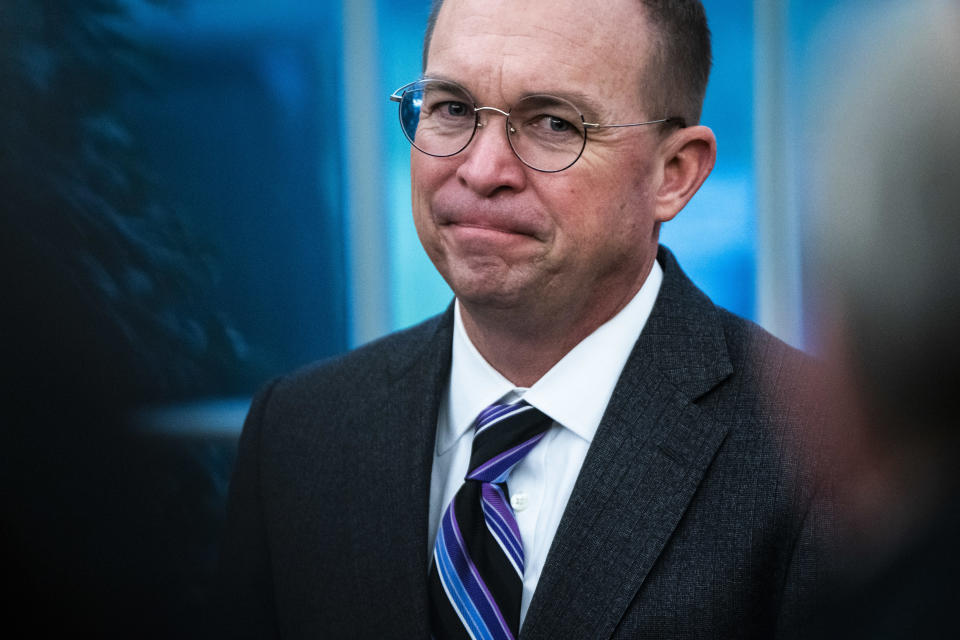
xmin=390 ymin=80 xmax=426 ymax=102
xmin=584 ymin=116 xmax=686 ymax=129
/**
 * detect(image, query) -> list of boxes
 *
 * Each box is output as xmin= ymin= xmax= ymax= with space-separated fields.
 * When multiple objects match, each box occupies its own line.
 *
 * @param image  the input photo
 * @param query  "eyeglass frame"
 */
xmin=389 ymin=78 xmax=687 ymax=173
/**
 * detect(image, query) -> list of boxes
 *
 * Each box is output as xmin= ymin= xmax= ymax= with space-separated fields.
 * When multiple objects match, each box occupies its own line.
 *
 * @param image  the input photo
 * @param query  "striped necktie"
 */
xmin=429 ymin=401 xmax=553 ymax=640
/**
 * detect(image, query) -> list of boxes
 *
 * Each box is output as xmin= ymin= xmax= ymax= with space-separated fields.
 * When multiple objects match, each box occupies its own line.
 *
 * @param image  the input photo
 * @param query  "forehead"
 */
xmin=427 ymin=0 xmax=652 ymax=109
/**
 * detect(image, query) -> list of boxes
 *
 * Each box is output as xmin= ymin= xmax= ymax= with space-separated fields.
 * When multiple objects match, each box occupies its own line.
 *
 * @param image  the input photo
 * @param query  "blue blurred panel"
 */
xmin=661 ymin=0 xmax=756 ymax=320
xmin=124 ymin=3 xmax=348 ymax=390
xmin=787 ymin=0 xmax=871 ymax=333
xmin=662 ymin=173 xmax=756 ymax=318
xmin=377 ymin=0 xmax=454 ymax=331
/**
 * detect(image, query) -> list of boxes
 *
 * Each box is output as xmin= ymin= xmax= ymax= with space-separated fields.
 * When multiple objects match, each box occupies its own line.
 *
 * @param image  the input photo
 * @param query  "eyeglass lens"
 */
xmin=398 ymin=80 xmax=588 ymax=172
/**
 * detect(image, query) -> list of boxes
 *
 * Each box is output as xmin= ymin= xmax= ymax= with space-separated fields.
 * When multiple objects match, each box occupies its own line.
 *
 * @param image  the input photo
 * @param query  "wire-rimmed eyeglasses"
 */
xmin=389 ymin=78 xmax=686 ymax=173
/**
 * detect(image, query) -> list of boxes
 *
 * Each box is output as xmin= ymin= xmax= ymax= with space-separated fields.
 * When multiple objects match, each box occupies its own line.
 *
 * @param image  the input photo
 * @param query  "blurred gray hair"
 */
xmin=810 ymin=0 xmax=960 ymax=429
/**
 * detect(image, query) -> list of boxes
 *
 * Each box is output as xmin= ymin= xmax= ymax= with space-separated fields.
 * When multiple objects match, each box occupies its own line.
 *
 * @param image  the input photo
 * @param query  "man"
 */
xmin=219 ymin=0 xmax=825 ymax=638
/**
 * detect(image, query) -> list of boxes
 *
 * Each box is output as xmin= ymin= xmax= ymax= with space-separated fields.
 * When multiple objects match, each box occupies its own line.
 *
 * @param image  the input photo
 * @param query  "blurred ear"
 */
xmin=653 ymin=125 xmax=716 ymax=223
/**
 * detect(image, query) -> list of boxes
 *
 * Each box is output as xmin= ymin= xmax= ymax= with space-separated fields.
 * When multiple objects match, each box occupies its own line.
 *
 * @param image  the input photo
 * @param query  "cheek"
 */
xmin=542 ymin=172 xmax=657 ymax=263
xmin=410 ymin=154 xmax=429 ymax=203
xmin=411 ymin=154 xmax=455 ymax=213
xmin=546 ymin=174 xmax=641 ymax=234
xmin=410 ymin=157 xmax=438 ymax=225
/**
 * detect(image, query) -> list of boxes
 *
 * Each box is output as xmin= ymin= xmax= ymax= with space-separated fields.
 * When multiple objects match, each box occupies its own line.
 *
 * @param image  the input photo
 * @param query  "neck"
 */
xmin=458 ymin=262 xmax=654 ymax=387
xmin=459 ymin=308 xmax=592 ymax=387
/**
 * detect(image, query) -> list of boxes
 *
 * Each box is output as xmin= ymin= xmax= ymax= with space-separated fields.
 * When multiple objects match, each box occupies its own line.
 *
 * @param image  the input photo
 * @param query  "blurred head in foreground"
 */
xmin=808 ymin=0 xmax=960 ymax=632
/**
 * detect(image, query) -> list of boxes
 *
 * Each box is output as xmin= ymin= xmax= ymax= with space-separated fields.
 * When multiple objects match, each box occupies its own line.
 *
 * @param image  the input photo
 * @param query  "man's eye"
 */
xmin=440 ymin=101 xmax=470 ymax=117
xmin=547 ymin=116 xmax=571 ymax=132
xmin=526 ymin=114 xmax=577 ymax=135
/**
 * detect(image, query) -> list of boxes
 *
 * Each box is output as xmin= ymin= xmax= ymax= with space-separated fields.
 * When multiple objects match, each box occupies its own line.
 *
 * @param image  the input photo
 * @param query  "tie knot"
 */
xmin=466 ymin=402 xmax=553 ymax=483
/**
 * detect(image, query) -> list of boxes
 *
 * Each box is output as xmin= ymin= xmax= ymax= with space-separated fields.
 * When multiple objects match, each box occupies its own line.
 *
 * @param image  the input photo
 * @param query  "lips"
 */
xmin=436 ymin=206 xmax=543 ymax=239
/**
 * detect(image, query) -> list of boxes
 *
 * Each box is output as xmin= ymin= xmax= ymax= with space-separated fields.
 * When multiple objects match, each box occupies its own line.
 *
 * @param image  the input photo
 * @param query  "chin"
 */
xmin=444 ymin=271 xmax=528 ymax=310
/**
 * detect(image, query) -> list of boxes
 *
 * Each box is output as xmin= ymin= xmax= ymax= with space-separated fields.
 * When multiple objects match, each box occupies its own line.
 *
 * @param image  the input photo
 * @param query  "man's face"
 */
xmin=413 ymin=0 xmax=668 ymax=323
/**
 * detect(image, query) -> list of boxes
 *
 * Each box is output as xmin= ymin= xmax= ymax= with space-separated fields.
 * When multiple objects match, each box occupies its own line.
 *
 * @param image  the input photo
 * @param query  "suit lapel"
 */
xmin=347 ymin=308 xmax=453 ymax=638
xmin=521 ymin=248 xmax=734 ymax=640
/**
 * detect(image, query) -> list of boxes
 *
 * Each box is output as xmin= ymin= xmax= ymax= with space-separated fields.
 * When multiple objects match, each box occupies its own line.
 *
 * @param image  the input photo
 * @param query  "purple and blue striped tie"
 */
xmin=429 ymin=401 xmax=553 ymax=640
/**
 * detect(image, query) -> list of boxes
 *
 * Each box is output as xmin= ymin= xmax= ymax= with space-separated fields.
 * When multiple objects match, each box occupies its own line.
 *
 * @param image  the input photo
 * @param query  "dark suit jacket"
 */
xmin=219 ymin=247 xmax=827 ymax=639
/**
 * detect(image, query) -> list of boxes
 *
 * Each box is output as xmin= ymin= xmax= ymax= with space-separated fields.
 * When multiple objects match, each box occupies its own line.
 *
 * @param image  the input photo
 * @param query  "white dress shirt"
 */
xmin=428 ymin=260 xmax=663 ymax=625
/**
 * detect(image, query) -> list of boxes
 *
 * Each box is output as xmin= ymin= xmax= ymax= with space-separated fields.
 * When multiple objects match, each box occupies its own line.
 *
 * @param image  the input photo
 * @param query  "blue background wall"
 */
xmin=8 ymin=0 xmax=869 ymax=399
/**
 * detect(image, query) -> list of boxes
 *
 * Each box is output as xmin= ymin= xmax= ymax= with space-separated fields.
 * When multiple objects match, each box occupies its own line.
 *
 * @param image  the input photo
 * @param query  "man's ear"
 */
xmin=653 ymin=125 xmax=717 ymax=223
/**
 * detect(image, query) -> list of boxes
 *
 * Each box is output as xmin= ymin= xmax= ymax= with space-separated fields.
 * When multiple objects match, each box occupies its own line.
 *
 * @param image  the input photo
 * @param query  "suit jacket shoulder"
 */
xmin=272 ymin=308 xmax=452 ymax=411
xmin=218 ymin=310 xmax=454 ymax=639
xmin=521 ymin=247 xmax=827 ymax=640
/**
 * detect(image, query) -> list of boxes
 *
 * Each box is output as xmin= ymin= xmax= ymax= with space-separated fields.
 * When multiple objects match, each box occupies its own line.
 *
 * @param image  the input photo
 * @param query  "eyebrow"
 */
xmin=421 ymin=73 xmax=609 ymax=121
xmin=541 ymin=90 xmax=606 ymax=121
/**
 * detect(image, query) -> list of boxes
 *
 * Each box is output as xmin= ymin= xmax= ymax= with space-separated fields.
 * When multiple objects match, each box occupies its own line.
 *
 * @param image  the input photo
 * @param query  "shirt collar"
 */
xmin=437 ymin=260 xmax=663 ymax=454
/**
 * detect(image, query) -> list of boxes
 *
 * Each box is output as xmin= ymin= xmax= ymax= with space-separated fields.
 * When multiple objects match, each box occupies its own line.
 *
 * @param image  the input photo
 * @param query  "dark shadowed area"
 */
xmin=1 ymin=1 xmax=346 ymax=635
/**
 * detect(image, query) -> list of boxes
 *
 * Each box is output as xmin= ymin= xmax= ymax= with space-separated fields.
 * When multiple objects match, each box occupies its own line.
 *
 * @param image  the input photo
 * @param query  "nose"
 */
xmin=455 ymin=109 xmax=527 ymax=197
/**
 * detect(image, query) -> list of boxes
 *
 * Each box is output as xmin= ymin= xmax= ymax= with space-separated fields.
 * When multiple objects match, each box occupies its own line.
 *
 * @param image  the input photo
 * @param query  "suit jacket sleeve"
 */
xmin=776 ymin=463 xmax=837 ymax=639
xmin=216 ymin=379 xmax=282 ymax=639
